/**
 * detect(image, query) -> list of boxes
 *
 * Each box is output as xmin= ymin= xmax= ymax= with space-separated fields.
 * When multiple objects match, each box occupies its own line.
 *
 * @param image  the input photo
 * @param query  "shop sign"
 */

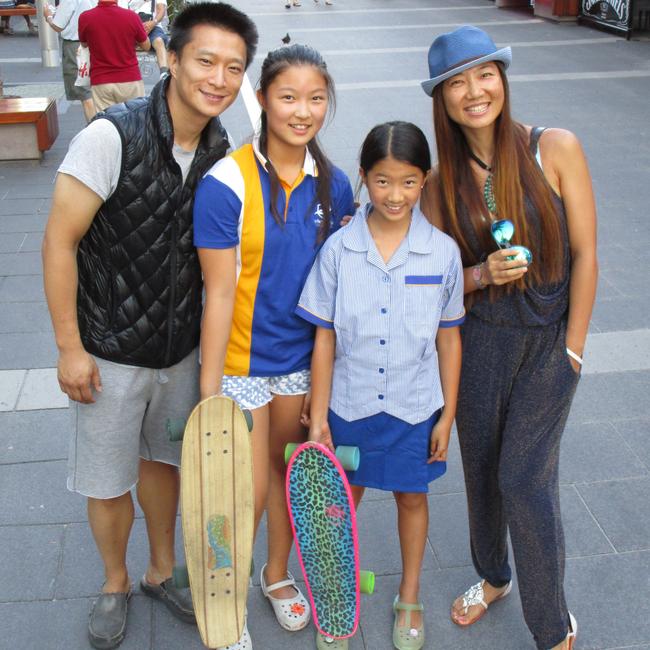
xmin=581 ymin=0 xmax=632 ymax=33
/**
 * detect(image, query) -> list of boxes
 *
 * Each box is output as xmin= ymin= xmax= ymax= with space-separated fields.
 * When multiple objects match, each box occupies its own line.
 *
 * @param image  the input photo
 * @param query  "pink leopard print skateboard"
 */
xmin=285 ymin=442 xmax=374 ymax=640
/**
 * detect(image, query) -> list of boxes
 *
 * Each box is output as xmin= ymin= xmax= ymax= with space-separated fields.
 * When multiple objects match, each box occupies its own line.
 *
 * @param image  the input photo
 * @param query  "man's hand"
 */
xmin=58 ymin=347 xmax=102 ymax=404
xmin=143 ymin=19 xmax=155 ymax=33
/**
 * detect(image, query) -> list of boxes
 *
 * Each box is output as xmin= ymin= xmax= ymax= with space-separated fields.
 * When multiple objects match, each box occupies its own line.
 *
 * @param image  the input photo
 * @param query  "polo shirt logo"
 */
xmin=405 ymin=275 xmax=443 ymax=285
xmin=313 ymin=203 xmax=324 ymax=227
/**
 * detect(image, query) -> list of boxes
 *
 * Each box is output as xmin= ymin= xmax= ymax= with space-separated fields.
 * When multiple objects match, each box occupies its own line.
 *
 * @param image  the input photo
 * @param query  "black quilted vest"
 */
xmin=76 ymin=78 xmax=229 ymax=368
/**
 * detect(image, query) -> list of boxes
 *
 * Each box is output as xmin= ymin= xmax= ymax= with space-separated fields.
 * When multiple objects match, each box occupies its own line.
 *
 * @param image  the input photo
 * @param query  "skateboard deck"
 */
xmin=285 ymin=442 xmax=361 ymax=640
xmin=178 ymin=395 xmax=254 ymax=649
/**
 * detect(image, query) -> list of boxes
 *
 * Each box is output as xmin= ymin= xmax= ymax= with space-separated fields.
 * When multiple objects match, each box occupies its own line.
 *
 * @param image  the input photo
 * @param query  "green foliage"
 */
xmin=167 ymin=0 xmax=185 ymax=24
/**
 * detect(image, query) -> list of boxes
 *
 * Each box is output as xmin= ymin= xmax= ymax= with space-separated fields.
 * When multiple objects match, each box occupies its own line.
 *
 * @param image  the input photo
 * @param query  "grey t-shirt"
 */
xmin=58 ymin=118 xmax=197 ymax=201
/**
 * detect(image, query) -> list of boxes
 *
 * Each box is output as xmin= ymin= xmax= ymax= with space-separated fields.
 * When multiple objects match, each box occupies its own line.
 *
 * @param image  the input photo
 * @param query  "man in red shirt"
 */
xmin=79 ymin=0 xmax=150 ymax=111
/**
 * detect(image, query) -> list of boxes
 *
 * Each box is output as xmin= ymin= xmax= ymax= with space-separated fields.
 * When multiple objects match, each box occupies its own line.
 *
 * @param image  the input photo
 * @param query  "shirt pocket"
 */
xmin=403 ymin=275 xmax=443 ymax=327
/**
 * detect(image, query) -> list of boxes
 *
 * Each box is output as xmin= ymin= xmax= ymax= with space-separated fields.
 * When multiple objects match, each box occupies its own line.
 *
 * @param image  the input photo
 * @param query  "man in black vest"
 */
xmin=42 ymin=4 xmax=258 ymax=648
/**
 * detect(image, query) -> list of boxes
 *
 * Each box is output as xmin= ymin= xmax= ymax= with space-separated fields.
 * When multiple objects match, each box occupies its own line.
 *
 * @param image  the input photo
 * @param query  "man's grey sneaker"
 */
xmin=140 ymin=576 xmax=196 ymax=624
xmin=88 ymin=590 xmax=131 ymax=650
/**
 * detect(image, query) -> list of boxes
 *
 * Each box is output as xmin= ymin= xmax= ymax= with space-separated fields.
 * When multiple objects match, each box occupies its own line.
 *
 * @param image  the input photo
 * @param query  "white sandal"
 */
xmin=260 ymin=563 xmax=310 ymax=631
xmin=451 ymin=579 xmax=512 ymax=626
xmin=218 ymin=615 xmax=252 ymax=650
xmin=566 ymin=612 xmax=578 ymax=650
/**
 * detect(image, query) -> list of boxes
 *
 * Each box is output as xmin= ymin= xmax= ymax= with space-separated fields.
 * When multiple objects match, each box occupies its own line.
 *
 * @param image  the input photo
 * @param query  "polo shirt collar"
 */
xmin=251 ymin=136 xmax=318 ymax=178
xmin=342 ymin=202 xmax=435 ymax=254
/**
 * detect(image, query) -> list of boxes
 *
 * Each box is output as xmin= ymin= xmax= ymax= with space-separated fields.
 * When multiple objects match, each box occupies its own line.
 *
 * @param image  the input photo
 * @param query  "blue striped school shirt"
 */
xmin=296 ymin=203 xmax=465 ymax=425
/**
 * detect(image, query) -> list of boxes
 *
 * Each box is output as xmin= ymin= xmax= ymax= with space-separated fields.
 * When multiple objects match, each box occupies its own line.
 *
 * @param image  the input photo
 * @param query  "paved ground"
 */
xmin=1 ymin=1 xmax=650 ymax=649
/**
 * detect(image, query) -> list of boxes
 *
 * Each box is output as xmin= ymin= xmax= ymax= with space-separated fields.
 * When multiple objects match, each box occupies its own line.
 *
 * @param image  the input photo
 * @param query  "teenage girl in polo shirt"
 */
xmin=298 ymin=122 xmax=464 ymax=650
xmin=193 ymin=44 xmax=354 ymax=650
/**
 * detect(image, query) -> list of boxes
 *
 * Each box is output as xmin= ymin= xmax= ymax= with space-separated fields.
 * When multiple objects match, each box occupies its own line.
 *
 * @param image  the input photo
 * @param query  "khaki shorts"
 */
xmin=67 ymin=348 xmax=199 ymax=499
xmin=91 ymin=79 xmax=145 ymax=112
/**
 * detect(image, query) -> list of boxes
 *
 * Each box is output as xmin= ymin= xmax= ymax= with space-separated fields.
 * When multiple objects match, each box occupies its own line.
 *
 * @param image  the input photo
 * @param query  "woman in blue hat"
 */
xmin=420 ymin=25 xmax=597 ymax=650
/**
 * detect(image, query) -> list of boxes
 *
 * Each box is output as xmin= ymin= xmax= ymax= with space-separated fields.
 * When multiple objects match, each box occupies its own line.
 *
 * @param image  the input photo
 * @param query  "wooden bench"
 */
xmin=0 ymin=5 xmax=37 ymax=17
xmin=0 ymin=97 xmax=59 ymax=160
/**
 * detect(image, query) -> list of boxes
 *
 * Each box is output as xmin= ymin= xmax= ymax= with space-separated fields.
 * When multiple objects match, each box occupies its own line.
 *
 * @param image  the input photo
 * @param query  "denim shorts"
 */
xmin=148 ymin=25 xmax=168 ymax=45
xmin=67 ymin=348 xmax=199 ymax=499
xmin=221 ymin=369 xmax=310 ymax=410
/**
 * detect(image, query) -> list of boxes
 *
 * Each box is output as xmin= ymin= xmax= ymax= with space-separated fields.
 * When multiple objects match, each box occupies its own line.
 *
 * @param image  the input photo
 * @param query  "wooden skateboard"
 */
xmin=285 ymin=442 xmax=374 ymax=641
xmin=169 ymin=395 xmax=254 ymax=649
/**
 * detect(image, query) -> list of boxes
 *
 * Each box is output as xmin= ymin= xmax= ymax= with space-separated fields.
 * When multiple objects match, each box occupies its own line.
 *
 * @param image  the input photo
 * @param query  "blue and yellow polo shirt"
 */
xmin=193 ymin=139 xmax=355 ymax=377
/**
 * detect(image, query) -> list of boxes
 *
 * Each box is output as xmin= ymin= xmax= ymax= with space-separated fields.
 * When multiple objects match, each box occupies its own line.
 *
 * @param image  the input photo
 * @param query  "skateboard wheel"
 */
xmin=242 ymin=408 xmax=253 ymax=432
xmin=359 ymin=570 xmax=375 ymax=595
xmin=284 ymin=442 xmax=300 ymax=465
xmin=335 ymin=446 xmax=360 ymax=471
xmin=172 ymin=565 xmax=189 ymax=589
xmin=166 ymin=418 xmax=186 ymax=442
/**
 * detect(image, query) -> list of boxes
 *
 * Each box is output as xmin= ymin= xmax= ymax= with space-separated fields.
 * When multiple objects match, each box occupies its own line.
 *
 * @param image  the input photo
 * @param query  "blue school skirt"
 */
xmin=328 ymin=409 xmax=446 ymax=493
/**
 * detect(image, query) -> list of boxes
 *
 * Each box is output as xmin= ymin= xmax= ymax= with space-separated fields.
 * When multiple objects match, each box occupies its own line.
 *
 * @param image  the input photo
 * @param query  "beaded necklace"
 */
xmin=468 ymin=151 xmax=497 ymax=217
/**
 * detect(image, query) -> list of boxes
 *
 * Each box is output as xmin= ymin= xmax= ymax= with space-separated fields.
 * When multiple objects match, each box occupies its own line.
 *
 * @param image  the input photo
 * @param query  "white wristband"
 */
xmin=566 ymin=347 xmax=583 ymax=366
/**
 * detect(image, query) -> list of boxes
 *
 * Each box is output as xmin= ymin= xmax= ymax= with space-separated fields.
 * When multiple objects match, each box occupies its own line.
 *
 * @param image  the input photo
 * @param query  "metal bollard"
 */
xmin=36 ymin=0 xmax=59 ymax=68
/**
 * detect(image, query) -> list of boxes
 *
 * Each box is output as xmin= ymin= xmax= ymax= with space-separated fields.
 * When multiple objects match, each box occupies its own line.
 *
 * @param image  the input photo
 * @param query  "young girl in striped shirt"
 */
xmin=298 ymin=121 xmax=464 ymax=650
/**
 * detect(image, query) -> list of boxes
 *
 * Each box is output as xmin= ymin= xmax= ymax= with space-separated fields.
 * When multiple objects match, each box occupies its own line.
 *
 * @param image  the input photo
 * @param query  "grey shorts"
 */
xmin=67 ymin=348 xmax=199 ymax=499
xmin=221 ymin=369 xmax=310 ymax=410
xmin=61 ymin=39 xmax=92 ymax=102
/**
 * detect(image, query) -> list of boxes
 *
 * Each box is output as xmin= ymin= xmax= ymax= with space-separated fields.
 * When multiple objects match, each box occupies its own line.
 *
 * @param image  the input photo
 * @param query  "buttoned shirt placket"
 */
xmin=364 ymin=233 xmax=411 ymax=412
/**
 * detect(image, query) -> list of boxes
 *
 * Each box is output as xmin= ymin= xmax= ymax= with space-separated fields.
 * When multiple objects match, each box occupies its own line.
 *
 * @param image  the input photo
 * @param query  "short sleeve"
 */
xmin=57 ymin=118 xmax=122 ymax=201
xmin=193 ymin=158 xmax=243 ymax=249
xmin=439 ymin=245 xmax=466 ymax=328
xmin=329 ymin=168 xmax=355 ymax=233
xmin=295 ymin=239 xmax=339 ymax=330
xmin=52 ymin=0 xmax=74 ymax=30
xmin=78 ymin=12 xmax=87 ymax=40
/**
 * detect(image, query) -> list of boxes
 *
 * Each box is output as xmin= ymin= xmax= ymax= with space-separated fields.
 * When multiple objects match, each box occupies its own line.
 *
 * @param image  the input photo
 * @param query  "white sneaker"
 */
xmin=218 ymin=617 xmax=251 ymax=650
xmin=260 ymin=563 xmax=310 ymax=631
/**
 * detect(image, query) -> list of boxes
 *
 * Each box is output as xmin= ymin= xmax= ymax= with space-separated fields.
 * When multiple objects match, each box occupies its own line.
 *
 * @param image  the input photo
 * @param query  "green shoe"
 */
xmin=392 ymin=595 xmax=425 ymax=650
xmin=316 ymin=632 xmax=349 ymax=650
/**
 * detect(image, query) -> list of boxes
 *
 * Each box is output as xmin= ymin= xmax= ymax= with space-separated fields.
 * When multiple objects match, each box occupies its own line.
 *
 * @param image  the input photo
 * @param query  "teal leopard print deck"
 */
xmin=287 ymin=444 xmax=358 ymax=638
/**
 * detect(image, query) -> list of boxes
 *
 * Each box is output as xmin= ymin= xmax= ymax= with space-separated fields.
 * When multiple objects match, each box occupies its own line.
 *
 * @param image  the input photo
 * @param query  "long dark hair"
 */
xmin=258 ymin=44 xmax=336 ymax=241
xmin=427 ymin=63 xmax=563 ymax=289
xmin=360 ymin=121 xmax=431 ymax=175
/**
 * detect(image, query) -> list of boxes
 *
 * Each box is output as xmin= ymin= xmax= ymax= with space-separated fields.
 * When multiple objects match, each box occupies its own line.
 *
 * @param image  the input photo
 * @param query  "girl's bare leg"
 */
xmin=394 ymin=491 xmax=428 ymax=628
xmin=250 ymin=404 xmax=271 ymax=536
xmin=264 ymin=394 xmax=307 ymax=598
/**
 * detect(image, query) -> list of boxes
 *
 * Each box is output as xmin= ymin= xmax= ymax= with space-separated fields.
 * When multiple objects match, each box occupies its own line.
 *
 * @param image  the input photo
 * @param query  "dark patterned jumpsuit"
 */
xmin=456 ymin=130 xmax=580 ymax=650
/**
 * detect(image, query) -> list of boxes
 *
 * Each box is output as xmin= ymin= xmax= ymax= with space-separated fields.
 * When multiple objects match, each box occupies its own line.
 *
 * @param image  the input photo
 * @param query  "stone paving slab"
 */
xmin=0 ymin=595 xmax=152 ymax=650
xmin=564 ymin=551 xmax=650 ymax=649
xmin=0 ymin=301 xmax=52 ymax=333
xmin=20 ymin=232 xmax=45 ymax=252
xmin=17 ymin=368 xmax=67 ymax=411
xmin=0 ymin=524 xmax=63 ymax=602
xmin=0 ymin=409 xmax=70 ymax=463
xmin=613 ymin=418 xmax=650 ymax=469
xmin=566 ymin=371 xmax=650 ymax=425
xmin=56 ymin=519 xmax=152 ymax=600
xmin=559 ymin=420 xmax=648 ymax=484
xmin=0 ymin=274 xmax=45 ymax=302
xmin=0 ymin=251 xmax=44 ymax=275
xmin=577 ymin=477 xmax=650 ymax=553
xmin=0 ymin=368 xmax=24 ymax=411
xmin=0 ymin=459 xmax=86 ymax=525
xmin=0 ymin=331 xmax=58 ymax=368
xmin=0 ymin=233 xmax=28 ymax=254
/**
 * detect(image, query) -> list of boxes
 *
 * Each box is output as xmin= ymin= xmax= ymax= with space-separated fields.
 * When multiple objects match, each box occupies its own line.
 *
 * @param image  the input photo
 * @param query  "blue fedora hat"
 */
xmin=421 ymin=25 xmax=512 ymax=96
